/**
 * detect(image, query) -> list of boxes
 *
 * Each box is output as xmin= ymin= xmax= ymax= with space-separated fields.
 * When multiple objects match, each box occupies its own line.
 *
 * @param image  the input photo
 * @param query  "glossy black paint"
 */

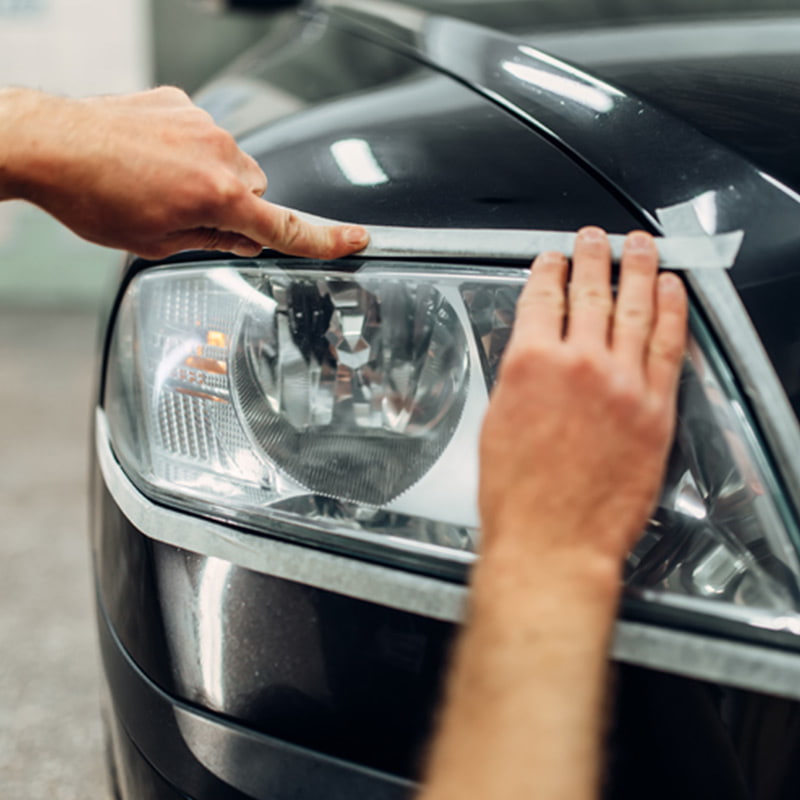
xmin=325 ymin=9 xmax=800 ymax=281
xmin=100 ymin=607 xmax=414 ymax=800
xmin=319 ymin=0 xmax=800 ymax=33
xmin=105 ymin=710 xmax=188 ymax=800
xmin=192 ymin=7 xmax=800 ymax=415
xmin=593 ymin=56 xmax=800 ymax=197
xmin=93 ymin=471 xmax=454 ymax=779
xmin=94 ymin=482 xmax=800 ymax=799
xmin=230 ymin=36 xmax=644 ymax=232
xmin=607 ymin=664 xmax=800 ymax=800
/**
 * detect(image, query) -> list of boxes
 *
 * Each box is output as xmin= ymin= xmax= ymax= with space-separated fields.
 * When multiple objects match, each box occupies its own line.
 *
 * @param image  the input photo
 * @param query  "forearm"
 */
xmin=0 ymin=85 xmax=369 ymax=259
xmin=0 ymin=88 xmax=56 ymax=202
xmin=421 ymin=541 xmax=621 ymax=800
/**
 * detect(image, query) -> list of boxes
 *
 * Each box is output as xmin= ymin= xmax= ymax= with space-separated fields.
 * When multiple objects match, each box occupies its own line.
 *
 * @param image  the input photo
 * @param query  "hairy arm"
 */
xmin=0 ymin=86 xmax=368 ymax=259
xmin=420 ymin=228 xmax=688 ymax=800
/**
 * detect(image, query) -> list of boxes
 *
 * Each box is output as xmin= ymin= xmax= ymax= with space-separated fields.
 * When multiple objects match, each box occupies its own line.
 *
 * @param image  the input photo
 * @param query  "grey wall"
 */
xmin=151 ymin=0 xmax=276 ymax=93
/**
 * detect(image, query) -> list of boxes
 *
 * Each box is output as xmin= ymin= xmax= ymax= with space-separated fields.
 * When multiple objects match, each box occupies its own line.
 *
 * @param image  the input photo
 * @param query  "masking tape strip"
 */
xmin=288 ymin=208 xmax=744 ymax=269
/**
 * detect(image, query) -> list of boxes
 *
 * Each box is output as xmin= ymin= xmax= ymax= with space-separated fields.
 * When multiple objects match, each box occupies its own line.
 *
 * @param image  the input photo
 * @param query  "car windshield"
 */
xmin=404 ymin=0 xmax=800 ymax=31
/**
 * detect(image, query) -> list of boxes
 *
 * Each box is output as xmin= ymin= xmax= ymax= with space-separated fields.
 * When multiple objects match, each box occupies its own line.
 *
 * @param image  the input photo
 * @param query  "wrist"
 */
xmin=0 ymin=88 xmax=68 ymax=202
xmin=472 ymin=527 xmax=625 ymax=628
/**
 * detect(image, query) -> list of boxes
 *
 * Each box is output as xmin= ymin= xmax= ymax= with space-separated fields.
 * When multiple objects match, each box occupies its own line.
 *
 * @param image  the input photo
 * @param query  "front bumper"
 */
xmin=93 ymin=409 xmax=800 ymax=800
xmin=97 ymin=597 xmax=415 ymax=800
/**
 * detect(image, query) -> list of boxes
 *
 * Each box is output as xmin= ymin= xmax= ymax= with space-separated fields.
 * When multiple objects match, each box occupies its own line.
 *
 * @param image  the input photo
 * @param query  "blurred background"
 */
xmin=0 ymin=1 xmax=276 ymax=797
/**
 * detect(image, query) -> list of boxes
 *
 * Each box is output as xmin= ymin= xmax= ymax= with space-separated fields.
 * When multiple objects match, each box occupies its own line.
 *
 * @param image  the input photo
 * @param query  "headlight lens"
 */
xmin=105 ymin=259 xmax=800 ymax=632
xmin=231 ymin=273 xmax=470 ymax=505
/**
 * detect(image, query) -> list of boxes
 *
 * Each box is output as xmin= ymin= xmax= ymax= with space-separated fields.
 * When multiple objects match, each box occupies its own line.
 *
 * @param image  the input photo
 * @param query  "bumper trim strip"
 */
xmin=98 ymin=592 xmax=415 ymax=800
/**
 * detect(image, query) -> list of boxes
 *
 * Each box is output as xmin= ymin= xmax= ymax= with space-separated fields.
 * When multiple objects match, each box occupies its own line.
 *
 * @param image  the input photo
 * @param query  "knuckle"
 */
xmin=197 ymin=124 xmax=233 ymax=155
xmin=569 ymin=286 xmax=612 ymax=313
xmin=563 ymin=349 xmax=604 ymax=384
xmin=279 ymin=211 xmax=305 ymax=249
xmin=217 ymin=174 xmax=243 ymax=203
xmin=198 ymin=228 xmax=225 ymax=251
xmin=615 ymin=303 xmax=652 ymax=329
xmin=519 ymin=285 xmax=566 ymax=314
xmin=212 ymin=127 xmax=237 ymax=152
xmin=651 ymin=340 xmax=685 ymax=368
xmin=189 ymin=106 xmax=216 ymax=129
xmin=610 ymin=375 xmax=644 ymax=416
xmin=200 ymin=172 xmax=244 ymax=209
xmin=497 ymin=344 xmax=549 ymax=385
xmin=154 ymin=85 xmax=189 ymax=103
xmin=251 ymin=165 xmax=268 ymax=195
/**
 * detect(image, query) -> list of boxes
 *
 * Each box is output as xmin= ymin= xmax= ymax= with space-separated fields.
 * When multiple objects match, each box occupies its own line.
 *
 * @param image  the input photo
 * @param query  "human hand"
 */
xmin=0 ymin=87 xmax=369 ymax=259
xmin=422 ymin=228 xmax=685 ymax=800
xmin=479 ymin=227 xmax=688 ymax=578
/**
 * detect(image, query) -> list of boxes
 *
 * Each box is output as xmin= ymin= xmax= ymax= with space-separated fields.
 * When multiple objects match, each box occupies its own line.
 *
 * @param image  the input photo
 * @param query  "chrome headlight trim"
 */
xmin=686 ymin=267 xmax=800 ymax=546
xmin=95 ymin=407 xmax=468 ymax=621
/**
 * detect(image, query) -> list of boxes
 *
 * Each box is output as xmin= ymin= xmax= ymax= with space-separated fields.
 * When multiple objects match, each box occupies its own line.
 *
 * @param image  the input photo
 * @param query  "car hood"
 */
xmin=534 ymin=17 xmax=800 ymax=198
xmin=197 ymin=3 xmax=800 ymax=417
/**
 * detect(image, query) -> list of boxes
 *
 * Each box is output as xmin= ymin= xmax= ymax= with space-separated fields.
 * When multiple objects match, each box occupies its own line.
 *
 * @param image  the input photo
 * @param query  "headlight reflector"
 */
xmin=231 ymin=272 xmax=469 ymax=505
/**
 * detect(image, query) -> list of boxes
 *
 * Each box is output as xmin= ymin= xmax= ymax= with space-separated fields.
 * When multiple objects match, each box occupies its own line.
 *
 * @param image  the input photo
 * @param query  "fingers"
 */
xmin=647 ymin=272 xmax=688 ymax=398
xmin=612 ymin=231 xmax=659 ymax=367
xmin=203 ymin=230 xmax=263 ymax=258
xmin=239 ymin=152 xmax=267 ymax=197
xmin=566 ymin=227 xmax=613 ymax=347
xmin=234 ymin=196 xmax=369 ymax=258
xmin=134 ymin=86 xmax=194 ymax=109
xmin=512 ymin=251 xmax=568 ymax=346
xmin=143 ymin=228 xmax=263 ymax=259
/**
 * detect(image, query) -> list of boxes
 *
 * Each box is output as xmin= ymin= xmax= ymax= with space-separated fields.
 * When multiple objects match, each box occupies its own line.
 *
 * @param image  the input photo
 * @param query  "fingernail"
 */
xmin=579 ymin=226 xmax=605 ymax=241
xmin=346 ymin=226 xmax=369 ymax=247
xmin=627 ymin=231 xmax=653 ymax=251
xmin=233 ymin=243 xmax=262 ymax=257
xmin=659 ymin=272 xmax=683 ymax=293
xmin=540 ymin=250 xmax=567 ymax=263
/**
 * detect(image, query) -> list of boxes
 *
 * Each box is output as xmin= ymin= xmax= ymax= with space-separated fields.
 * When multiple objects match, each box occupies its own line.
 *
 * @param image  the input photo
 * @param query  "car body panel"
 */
xmin=196 ymin=7 xmax=800 ymax=529
xmin=202 ymin=28 xmax=645 ymax=233
xmin=93 ymin=1 xmax=800 ymax=797
xmin=93 ymin=452 xmax=800 ymax=797
xmin=197 ymin=6 xmax=800 ymax=420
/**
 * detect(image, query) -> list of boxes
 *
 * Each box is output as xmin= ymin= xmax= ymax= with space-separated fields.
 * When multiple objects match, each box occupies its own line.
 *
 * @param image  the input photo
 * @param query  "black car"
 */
xmin=92 ymin=1 xmax=800 ymax=797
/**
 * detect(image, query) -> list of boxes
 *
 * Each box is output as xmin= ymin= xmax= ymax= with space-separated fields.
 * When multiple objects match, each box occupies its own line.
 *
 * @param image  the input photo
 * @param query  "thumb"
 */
xmin=234 ymin=196 xmax=369 ymax=259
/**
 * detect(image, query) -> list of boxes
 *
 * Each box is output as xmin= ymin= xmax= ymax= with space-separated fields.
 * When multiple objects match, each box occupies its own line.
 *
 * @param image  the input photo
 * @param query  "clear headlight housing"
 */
xmin=104 ymin=259 xmax=800 ymax=636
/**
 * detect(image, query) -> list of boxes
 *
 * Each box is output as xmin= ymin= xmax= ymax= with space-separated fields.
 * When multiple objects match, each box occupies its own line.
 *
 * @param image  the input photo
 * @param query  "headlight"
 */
xmin=231 ymin=272 xmax=470 ymax=505
xmin=104 ymin=259 xmax=800 ymax=633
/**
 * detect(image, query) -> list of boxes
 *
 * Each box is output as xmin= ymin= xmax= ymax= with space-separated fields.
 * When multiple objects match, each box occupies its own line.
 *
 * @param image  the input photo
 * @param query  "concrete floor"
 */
xmin=0 ymin=309 xmax=106 ymax=799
